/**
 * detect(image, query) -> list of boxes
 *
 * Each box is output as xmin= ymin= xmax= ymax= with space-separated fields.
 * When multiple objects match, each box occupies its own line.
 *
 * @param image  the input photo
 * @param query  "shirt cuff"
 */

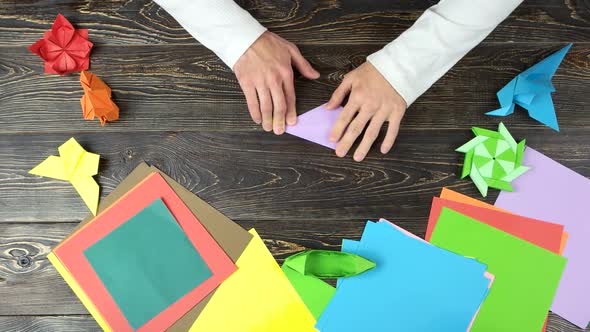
xmin=223 ymin=19 xmax=267 ymax=70
xmin=367 ymin=48 xmax=418 ymax=107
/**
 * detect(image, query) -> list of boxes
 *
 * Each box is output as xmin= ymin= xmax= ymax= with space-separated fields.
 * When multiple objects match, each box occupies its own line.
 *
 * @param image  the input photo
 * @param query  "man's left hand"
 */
xmin=325 ymin=62 xmax=407 ymax=162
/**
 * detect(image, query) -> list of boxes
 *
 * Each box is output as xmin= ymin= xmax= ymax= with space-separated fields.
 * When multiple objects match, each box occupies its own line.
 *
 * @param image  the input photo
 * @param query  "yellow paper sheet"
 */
xmin=29 ymin=137 xmax=100 ymax=215
xmin=190 ymin=229 xmax=317 ymax=332
xmin=48 ymin=252 xmax=112 ymax=331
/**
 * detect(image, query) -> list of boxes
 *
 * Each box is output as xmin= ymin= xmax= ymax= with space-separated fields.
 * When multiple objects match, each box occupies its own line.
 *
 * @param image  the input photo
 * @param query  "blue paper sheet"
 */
xmin=486 ymin=43 xmax=572 ymax=131
xmin=317 ymin=221 xmax=491 ymax=332
xmin=335 ymin=239 xmax=360 ymax=288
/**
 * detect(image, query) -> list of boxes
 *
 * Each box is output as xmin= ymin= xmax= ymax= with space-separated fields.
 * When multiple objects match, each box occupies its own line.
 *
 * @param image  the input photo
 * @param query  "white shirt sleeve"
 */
xmin=153 ymin=0 xmax=267 ymax=70
xmin=367 ymin=0 xmax=523 ymax=107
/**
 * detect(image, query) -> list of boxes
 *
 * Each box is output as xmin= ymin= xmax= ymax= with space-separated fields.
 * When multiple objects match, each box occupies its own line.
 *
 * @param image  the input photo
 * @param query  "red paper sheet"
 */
xmin=439 ymin=188 xmax=568 ymax=254
xmin=53 ymin=173 xmax=236 ymax=332
xmin=426 ymin=197 xmax=564 ymax=253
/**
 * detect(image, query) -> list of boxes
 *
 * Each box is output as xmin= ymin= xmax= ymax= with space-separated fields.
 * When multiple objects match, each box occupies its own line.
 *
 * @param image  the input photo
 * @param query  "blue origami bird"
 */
xmin=486 ymin=43 xmax=572 ymax=131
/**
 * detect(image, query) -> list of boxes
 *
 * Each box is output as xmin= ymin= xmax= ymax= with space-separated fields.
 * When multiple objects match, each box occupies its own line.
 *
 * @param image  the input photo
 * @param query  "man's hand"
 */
xmin=326 ymin=62 xmax=407 ymax=162
xmin=234 ymin=31 xmax=320 ymax=134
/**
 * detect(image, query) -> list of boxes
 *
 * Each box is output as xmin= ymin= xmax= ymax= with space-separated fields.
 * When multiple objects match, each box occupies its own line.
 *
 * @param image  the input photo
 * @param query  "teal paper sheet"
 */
xmin=84 ymin=198 xmax=212 ymax=329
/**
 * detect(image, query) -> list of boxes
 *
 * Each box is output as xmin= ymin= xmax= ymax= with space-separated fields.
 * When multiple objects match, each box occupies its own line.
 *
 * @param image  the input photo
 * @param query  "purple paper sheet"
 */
xmin=495 ymin=147 xmax=590 ymax=328
xmin=286 ymin=104 xmax=343 ymax=149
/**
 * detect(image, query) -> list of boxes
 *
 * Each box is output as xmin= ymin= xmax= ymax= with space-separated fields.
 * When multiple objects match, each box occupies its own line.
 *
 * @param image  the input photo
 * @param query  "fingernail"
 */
xmin=354 ymin=154 xmax=364 ymax=162
xmin=274 ymin=126 xmax=285 ymax=135
xmin=287 ymin=118 xmax=297 ymax=126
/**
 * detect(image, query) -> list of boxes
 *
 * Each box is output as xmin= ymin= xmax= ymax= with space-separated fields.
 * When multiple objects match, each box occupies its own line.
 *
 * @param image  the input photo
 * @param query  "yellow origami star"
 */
xmin=29 ymin=137 xmax=100 ymax=215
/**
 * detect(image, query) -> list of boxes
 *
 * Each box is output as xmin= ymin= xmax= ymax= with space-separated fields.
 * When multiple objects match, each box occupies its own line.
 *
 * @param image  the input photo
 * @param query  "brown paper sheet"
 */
xmin=67 ymin=162 xmax=252 ymax=331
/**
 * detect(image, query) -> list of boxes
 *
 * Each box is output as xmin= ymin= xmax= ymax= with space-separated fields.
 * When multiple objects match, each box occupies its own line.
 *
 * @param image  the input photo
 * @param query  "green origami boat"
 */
xmin=284 ymin=250 xmax=376 ymax=278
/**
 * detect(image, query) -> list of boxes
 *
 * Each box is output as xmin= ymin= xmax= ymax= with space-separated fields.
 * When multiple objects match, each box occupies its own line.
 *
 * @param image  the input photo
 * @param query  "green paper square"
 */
xmin=281 ymin=264 xmax=336 ymax=319
xmin=84 ymin=198 xmax=212 ymax=330
xmin=430 ymin=208 xmax=566 ymax=332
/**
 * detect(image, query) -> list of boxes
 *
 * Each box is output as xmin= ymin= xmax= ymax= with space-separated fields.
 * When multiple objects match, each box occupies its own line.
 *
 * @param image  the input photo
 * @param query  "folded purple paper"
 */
xmin=495 ymin=147 xmax=590 ymax=328
xmin=286 ymin=104 xmax=343 ymax=149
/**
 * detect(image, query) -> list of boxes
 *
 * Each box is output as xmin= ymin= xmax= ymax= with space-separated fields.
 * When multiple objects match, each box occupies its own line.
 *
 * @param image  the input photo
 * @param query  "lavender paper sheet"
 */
xmin=495 ymin=147 xmax=590 ymax=328
xmin=286 ymin=104 xmax=343 ymax=149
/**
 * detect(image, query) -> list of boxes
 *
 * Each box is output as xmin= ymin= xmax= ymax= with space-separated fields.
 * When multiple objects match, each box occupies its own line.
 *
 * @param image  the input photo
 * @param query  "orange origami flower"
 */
xmin=29 ymin=14 xmax=93 ymax=75
xmin=80 ymin=71 xmax=119 ymax=126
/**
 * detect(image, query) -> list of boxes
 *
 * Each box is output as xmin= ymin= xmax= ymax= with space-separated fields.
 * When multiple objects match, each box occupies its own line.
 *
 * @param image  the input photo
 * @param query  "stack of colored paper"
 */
xmin=494 ymin=147 xmax=590 ymax=329
xmin=315 ymin=219 xmax=494 ymax=331
xmin=47 ymin=147 xmax=587 ymax=331
xmin=425 ymin=187 xmax=568 ymax=331
xmin=424 ymin=146 xmax=590 ymax=329
xmin=311 ymin=182 xmax=576 ymax=331
xmin=49 ymin=163 xmax=316 ymax=331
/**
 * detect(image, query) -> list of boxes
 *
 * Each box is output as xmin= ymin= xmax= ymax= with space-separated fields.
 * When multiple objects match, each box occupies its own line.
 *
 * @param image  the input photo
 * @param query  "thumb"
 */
xmin=289 ymin=45 xmax=320 ymax=79
xmin=326 ymin=77 xmax=352 ymax=110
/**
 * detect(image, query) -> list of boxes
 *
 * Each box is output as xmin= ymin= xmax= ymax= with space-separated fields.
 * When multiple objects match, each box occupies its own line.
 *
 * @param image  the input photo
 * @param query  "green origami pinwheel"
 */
xmin=456 ymin=123 xmax=529 ymax=197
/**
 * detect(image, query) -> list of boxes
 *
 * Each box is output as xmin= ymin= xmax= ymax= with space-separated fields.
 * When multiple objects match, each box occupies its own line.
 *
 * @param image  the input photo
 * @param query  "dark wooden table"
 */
xmin=1 ymin=0 xmax=589 ymax=331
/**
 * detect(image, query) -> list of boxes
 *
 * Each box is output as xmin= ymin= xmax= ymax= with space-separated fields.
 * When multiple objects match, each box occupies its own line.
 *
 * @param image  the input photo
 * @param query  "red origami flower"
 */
xmin=29 ymin=14 xmax=93 ymax=75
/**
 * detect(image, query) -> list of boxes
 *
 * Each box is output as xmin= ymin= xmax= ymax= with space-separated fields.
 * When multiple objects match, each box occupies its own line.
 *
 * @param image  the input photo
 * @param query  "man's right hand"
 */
xmin=234 ymin=31 xmax=320 ymax=135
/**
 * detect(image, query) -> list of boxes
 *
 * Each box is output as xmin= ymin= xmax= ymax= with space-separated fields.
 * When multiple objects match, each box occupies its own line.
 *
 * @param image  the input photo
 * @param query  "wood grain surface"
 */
xmin=0 ymin=0 xmax=589 ymax=331
xmin=1 ymin=44 xmax=590 ymax=133
xmin=1 ymin=0 xmax=589 ymax=46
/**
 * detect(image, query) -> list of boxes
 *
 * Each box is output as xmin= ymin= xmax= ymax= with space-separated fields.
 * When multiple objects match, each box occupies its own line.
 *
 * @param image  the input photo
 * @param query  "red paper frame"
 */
xmin=53 ymin=173 xmax=236 ymax=331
